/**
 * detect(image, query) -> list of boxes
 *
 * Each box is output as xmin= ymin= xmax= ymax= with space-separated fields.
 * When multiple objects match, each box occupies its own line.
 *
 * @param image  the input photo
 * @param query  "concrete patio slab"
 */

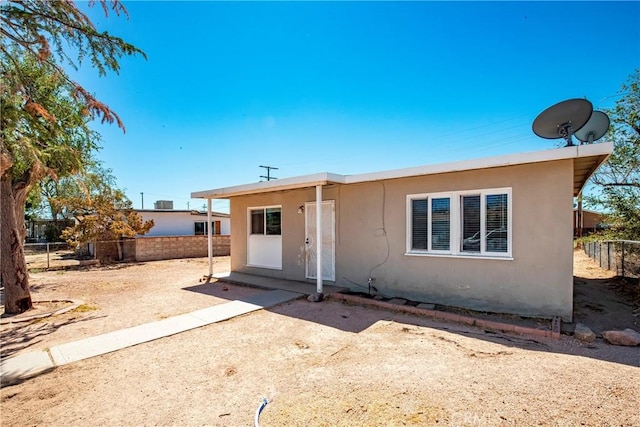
xmin=213 ymin=271 xmax=347 ymax=295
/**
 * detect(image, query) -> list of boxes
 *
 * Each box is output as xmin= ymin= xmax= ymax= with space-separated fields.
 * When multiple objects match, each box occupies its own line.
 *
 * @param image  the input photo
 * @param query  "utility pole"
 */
xmin=259 ymin=165 xmax=278 ymax=181
xmin=140 ymin=192 xmax=144 ymax=209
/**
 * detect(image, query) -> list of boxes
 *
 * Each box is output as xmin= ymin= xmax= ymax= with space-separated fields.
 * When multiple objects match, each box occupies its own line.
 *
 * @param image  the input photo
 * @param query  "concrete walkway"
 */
xmin=1 ymin=289 xmax=301 ymax=386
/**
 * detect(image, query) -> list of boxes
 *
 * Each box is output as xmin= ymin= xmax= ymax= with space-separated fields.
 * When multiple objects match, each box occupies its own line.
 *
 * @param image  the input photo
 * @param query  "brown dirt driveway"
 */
xmin=1 ymin=250 xmax=639 ymax=426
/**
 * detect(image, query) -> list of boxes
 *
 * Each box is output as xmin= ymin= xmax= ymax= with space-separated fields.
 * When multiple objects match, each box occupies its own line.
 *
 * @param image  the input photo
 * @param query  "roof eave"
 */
xmin=191 ymin=172 xmax=345 ymax=199
xmin=191 ymin=142 xmax=614 ymax=199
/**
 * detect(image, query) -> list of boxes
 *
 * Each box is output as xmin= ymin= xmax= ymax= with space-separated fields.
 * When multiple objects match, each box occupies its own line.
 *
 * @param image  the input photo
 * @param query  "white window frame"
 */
xmin=406 ymin=187 xmax=512 ymax=259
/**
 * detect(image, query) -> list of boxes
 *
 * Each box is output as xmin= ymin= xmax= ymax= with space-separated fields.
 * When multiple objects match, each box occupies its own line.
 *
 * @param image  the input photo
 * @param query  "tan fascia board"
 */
xmin=192 ymin=142 xmax=614 ymax=199
xmin=345 ymin=141 xmax=614 ymax=185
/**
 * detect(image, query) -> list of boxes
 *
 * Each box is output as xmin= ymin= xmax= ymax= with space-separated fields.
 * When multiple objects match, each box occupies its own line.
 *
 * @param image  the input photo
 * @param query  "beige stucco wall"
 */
xmin=229 ymin=159 xmax=575 ymax=321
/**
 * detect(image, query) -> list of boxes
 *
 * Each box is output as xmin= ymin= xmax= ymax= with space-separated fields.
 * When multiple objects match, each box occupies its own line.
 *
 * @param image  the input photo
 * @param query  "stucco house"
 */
xmin=135 ymin=209 xmax=230 ymax=237
xmin=192 ymin=142 xmax=612 ymax=321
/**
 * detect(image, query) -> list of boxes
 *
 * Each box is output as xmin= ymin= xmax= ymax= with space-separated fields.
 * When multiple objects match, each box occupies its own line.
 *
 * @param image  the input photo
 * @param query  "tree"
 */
xmin=28 ymin=159 xmax=117 ymax=242
xmin=53 ymin=164 xmax=154 ymax=261
xmin=1 ymin=1 xmax=145 ymax=313
xmin=585 ymin=70 xmax=640 ymax=240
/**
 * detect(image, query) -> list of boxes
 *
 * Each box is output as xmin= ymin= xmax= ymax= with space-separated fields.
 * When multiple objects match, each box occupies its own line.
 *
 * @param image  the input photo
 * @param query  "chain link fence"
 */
xmin=583 ymin=240 xmax=640 ymax=282
xmin=24 ymin=242 xmax=80 ymax=270
xmin=23 ymin=235 xmax=231 ymax=270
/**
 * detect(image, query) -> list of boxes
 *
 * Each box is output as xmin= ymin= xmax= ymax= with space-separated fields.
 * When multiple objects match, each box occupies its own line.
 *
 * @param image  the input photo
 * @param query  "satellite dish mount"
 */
xmin=557 ymin=122 xmax=577 ymax=146
xmin=574 ymin=110 xmax=610 ymax=144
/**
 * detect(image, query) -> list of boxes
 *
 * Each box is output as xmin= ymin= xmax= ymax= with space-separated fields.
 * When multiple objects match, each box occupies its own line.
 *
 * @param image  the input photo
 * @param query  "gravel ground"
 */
xmin=1 ymin=252 xmax=639 ymax=426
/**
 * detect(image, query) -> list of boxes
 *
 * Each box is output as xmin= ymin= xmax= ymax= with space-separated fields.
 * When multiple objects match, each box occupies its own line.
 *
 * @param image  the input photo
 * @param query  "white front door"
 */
xmin=305 ymin=200 xmax=335 ymax=281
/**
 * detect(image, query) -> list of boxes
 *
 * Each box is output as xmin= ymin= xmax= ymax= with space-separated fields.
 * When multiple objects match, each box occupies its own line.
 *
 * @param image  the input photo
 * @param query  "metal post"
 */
xmin=621 ymin=241 xmax=625 ymax=278
xmin=316 ymin=185 xmax=323 ymax=295
xmin=47 ymin=242 xmax=50 ymax=269
xmin=207 ymin=198 xmax=213 ymax=277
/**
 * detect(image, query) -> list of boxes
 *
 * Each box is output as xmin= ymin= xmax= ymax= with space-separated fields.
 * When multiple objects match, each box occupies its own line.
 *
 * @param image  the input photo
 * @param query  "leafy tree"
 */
xmin=28 ymin=160 xmax=118 ymax=242
xmin=54 ymin=165 xmax=154 ymax=261
xmin=585 ymin=70 xmax=640 ymax=240
xmin=34 ymin=158 xmax=117 ymax=220
xmin=1 ymin=1 xmax=144 ymax=313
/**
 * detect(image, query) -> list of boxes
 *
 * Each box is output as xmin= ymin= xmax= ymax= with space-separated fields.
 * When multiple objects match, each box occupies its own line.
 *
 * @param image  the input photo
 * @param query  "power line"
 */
xmin=259 ymin=165 xmax=278 ymax=181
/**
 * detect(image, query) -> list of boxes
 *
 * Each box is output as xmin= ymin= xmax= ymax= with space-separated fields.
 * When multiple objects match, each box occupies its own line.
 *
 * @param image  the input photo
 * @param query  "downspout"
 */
xmin=316 ymin=184 xmax=323 ymax=296
xmin=207 ymin=198 xmax=213 ymax=277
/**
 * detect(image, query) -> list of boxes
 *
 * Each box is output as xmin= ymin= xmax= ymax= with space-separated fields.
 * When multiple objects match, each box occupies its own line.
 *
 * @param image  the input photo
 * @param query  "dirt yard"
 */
xmin=1 ymin=251 xmax=639 ymax=426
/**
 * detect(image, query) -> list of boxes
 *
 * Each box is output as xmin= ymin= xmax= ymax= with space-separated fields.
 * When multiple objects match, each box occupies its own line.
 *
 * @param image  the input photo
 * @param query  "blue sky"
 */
xmin=73 ymin=1 xmax=640 ymax=213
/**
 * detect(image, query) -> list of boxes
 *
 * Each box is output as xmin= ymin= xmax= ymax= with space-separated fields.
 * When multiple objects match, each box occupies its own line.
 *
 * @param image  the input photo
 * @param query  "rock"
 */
xmin=602 ymin=329 xmax=640 ymax=346
xmin=574 ymin=323 xmax=596 ymax=343
xmin=307 ymin=293 xmax=324 ymax=303
xmin=387 ymin=298 xmax=408 ymax=306
xmin=417 ymin=303 xmax=436 ymax=311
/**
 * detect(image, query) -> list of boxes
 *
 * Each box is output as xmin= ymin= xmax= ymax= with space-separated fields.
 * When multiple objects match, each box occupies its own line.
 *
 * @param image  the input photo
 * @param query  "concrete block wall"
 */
xmin=134 ymin=235 xmax=230 ymax=262
xmin=94 ymin=239 xmax=136 ymax=262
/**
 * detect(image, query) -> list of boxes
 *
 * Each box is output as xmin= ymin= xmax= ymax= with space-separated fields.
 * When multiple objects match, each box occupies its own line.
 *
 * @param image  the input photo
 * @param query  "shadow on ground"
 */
xmin=184 ymin=273 xmax=639 ymax=367
xmin=573 ymin=275 xmax=640 ymax=335
xmin=0 ymin=315 xmax=105 ymax=360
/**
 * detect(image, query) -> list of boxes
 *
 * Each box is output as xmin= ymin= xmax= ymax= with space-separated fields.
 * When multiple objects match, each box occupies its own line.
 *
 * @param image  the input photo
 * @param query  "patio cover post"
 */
xmin=207 ymin=198 xmax=213 ymax=277
xmin=316 ymin=185 xmax=323 ymax=294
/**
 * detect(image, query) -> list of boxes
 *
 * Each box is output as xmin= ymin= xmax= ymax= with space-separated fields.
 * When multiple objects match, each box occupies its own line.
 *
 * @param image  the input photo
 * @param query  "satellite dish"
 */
xmin=532 ymin=98 xmax=593 ymax=146
xmin=574 ymin=110 xmax=610 ymax=143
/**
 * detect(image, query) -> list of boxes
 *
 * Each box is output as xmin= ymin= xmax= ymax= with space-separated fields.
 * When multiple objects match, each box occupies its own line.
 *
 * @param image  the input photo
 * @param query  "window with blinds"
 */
xmin=461 ymin=195 xmax=481 ymax=252
xmin=431 ymin=197 xmax=450 ymax=251
xmin=485 ymin=194 xmax=508 ymax=252
xmin=411 ymin=199 xmax=428 ymax=250
xmin=407 ymin=188 xmax=511 ymax=257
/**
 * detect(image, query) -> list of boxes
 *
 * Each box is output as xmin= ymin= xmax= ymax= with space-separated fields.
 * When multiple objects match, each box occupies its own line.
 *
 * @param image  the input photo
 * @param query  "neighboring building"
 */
xmin=192 ymin=142 xmax=612 ymax=321
xmin=135 ymin=209 xmax=230 ymax=237
xmin=89 ymin=208 xmax=231 ymax=261
xmin=573 ymin=208 xmax=606 ymax=237
xmin=25 ymin=219 xmax=75 ymax=242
